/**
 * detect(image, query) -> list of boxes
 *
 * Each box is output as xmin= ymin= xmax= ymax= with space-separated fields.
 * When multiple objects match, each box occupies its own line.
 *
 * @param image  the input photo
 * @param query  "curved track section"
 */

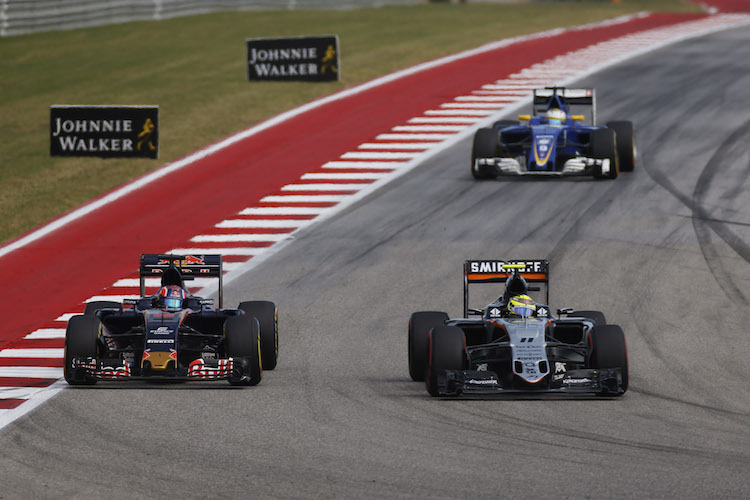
xmin=1 ymin=25 xmax=750 ymax=498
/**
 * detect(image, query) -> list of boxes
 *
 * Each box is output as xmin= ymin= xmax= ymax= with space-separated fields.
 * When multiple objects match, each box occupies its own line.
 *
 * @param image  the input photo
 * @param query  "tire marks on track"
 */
xmin=691 ymin=117 xmax=750 ymax=306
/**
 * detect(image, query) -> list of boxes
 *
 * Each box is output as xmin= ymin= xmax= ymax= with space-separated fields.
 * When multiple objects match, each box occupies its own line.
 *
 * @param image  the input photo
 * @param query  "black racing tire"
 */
xmin=426 ymin=326 xmax=465 ymax=397
xmin=225 ymin=315 xmax=262 ymax=386
xmin=471 ymin=128 xmax=499 ymax=179
xmin=606 ymin=121 xmax=636 ymax=172
xmin=589 ymin=324 xmax=628 ymax=396
xmin=590 ymin=128 xmax=619 ymax=179
xmin=571 ymin=310 xmax=607 ymax=327
xmin=408 ymin=311 xmax=449 ymax=382
xmin=83 ymin=301 xmax=121 ymax=316
xmin=239 ymin=301 xmax=278 ymax=371
xmin=64 ymin=315 xmax=100 ymax=385
xmin=493 ymin=119 xmax=519 ymax=130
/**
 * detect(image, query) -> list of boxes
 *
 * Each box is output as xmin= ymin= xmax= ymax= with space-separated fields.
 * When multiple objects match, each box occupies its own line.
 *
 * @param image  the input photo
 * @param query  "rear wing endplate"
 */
xmin=463 ymin=259 xmax=549 ymax=317
xmin=140 ymin=254 xmax=224 ymax=307
xmin=533 ymin=87 xmax=596 ymax=124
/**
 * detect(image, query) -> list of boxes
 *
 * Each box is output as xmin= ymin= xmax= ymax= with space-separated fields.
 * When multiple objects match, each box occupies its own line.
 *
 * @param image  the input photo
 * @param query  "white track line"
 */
xmin=341 ymin=151 xmax=420 ymax=160
xmin=357 ymin=142 xmax=437 ymax=149
xmin=440 ymin=102 xmax=506 ymax=108
xmin=302 ymin=172 xmax=389 ymax=180
xmin=407 ymin=117 xmax=482 ymax=124
xmin=424 ymin=109 xmax=493 ymax=116
xmin=23 ymin=328 xmax=66 ymax=339
xmin=454 ymin=95 xmax=522 ymax=102
xmin=374 ymin=133 xmax=453 ymax=141
xmin=471 ymin=90 xmax=529 ymax=95
xmin=191 ymin=234 xmax=290 ymax=242
xmin=280 ymin=183 xmax=370 ymax=191
xmin=216 ymin=219 xmax=313 ymax=228
xmin=391 ymin=125 xmax=466 ymax=132
xmin=239 ymin=207 xmax=326 ymax=215
xmin=482 ymin=83 xmax=535 ymax=89
xmin=0 ymin=349 xmax=63 ymax=358
xmin=322 ymin=161 xmax=409 ymax=169
xmin=85 ymin=295 xmax=139 ymax=303
xmin=0 ymin=387 xmax=51 ymax=399
xmin=260 ymin=195 xmax=351 ymax=202
xmin=0 ymin=367 xmax=63 ymax=378
xmin=472 ymin=91 xmax=529 ymax=97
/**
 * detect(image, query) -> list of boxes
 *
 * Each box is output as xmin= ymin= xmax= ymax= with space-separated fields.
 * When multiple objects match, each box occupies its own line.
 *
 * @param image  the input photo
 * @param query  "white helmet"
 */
xmin=546 ymin=108 xmax=566 ymax=125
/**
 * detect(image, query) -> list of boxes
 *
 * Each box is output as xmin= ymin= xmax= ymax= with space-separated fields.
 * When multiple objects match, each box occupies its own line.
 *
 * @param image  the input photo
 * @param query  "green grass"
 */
xmin=0 ymin=0 xmax=698 ymax=244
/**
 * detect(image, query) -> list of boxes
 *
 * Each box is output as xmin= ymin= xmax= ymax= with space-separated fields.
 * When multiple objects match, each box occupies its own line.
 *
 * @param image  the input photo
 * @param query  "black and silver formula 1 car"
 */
xmin=407 ymin=259 xmax=628 ymax=397
xmin=471 ymin=87 xmax=636 ymax=179
xmin=64 ymin=254 xmax=278 ymax=386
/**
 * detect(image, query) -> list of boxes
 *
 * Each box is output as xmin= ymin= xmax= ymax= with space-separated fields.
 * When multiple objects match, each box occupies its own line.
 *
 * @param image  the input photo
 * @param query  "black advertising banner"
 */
xmin=50 ymin=105 xmax=159 ymax=158
xmin=246 ymin=35 xmax=339 ymax=82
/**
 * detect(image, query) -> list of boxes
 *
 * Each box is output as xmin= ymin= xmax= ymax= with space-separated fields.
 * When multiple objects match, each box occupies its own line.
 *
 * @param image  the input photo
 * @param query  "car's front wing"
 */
xmin=71 ymin=356 xmax=241 ymax=381
xmin=475 ymin=157 xmax=611 ymax=176
xmin=432 ymin=368 xmax=625 ymax=396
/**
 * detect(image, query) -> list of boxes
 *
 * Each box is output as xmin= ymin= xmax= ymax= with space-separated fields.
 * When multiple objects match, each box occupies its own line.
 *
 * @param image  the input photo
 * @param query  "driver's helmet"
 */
xmin=507 ymin=294 xmax=537 ymax=317
xmin=546 ymin=108 xmax=566 ymax=125
xmin=158 ymin=285 xmax=187 ymax=311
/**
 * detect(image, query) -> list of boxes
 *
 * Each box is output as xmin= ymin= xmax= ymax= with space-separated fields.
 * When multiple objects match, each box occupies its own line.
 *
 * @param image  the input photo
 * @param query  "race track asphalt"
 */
xmin=1 ymin=25 xmax=749 ymax=499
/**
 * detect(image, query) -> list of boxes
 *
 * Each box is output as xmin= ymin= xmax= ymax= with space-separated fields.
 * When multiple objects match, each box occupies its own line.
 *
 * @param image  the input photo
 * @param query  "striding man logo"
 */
xmin=137 ymin=118 xmax=156 ymax=152
xmin=321 ymin=45 xmax=337 ymax=74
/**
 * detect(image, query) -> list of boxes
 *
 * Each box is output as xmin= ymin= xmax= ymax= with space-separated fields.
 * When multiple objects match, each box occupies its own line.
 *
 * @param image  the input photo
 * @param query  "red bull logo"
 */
xmin=158 ymin=255 xmax=205 ymax=266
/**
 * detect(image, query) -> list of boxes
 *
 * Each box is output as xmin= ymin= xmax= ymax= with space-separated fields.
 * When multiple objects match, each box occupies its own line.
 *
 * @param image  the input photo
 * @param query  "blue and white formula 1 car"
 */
xmin=471 ymin=87 xmax=636 ymax=180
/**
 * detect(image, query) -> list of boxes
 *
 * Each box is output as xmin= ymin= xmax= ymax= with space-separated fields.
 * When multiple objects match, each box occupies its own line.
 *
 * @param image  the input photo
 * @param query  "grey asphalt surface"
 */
xmin=2 ymin=26 xmax=750 ymax=499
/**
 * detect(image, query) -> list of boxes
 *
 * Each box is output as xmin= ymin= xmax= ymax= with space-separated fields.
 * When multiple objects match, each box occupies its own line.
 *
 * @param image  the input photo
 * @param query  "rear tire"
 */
xmin=239 ymin=301 xmax=278 ymax=371
xmin=471 ymin=128 xmax=499 ymax=179
xmin=426 ymin=326 xmax=465 ymax=397
xmin=589 ymin=325 xmax=628 ymax=396
xmin=606 ymin=121 xmax=636 ymax=172
xmin=571 ymin=310 xmax=606 ymax=326
xmin=64 ymin=315 xmax=100 ymax=385
xmin=225 ymin=315 xmax=262 ymax=386
xmin=408 ymin=311 xmax=448 ymax=381
xmin=83 ymin=301 xmax=121 ymax=316
xmin=590 ymin=128 xmax=618 ymax=179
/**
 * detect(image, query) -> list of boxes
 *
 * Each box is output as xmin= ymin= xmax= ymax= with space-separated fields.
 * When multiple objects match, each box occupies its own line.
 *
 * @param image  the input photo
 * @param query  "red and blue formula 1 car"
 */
xmin=64 ymin=254 xmax=278 ymax=386
xmin=408 ymin=259 xmax=628 ymax=397
xmin=471 ymin=87 xmax=636 ymax=180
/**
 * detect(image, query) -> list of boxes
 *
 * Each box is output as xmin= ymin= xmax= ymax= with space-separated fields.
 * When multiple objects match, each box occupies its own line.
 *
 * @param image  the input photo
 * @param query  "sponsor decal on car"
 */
xmin=467 ymin=379 xmax=498 ymax=385
xmin=158 ymin=255 xmax=205 ymax=266
xmin=565 ymin=378 xmax=593 ymax=385
xmin=468 ymin=260 xmax=546 ymax=274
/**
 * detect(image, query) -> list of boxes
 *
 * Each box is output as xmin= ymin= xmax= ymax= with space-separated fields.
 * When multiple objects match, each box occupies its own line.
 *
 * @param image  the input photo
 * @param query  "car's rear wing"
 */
xmin=533 ymin=87 xmax=596 ymax=124
xmin=140 ymin=254 xmax=224 ymax=307
xmin=463 ymin=259 xmax=549 ymax=317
